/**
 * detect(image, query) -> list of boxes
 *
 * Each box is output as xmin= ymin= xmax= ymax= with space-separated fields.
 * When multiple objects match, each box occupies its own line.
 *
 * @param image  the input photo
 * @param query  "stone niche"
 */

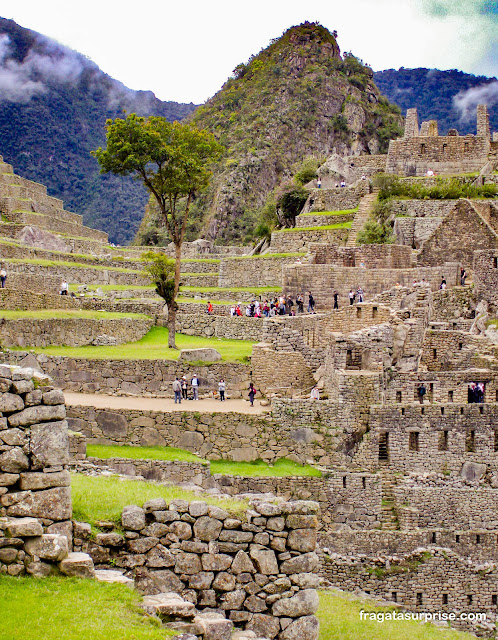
xmin=0 ymin=363 xmax=93 ymax=578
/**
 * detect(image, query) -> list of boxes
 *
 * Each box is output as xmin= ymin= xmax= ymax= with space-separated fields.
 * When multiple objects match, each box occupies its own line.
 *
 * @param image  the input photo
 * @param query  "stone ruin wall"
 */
xmin=474 ymin=249 xmax=498 ymax=311
xmin=269 ymin=228 xmax=349 ymax=253
xmin=0 ymin=316 xmax=154 ymax=348
xmin=282 ymin=262 xmax=460 ymax=308
xmin=0 ymin=363 xmax=77 ymax=578
xmin=309 ymin=242 xmax=414 ymax=268
xmin=75 ymin=498 xmax=321 ymax=640
xmin=302 ymin=182 xmax=369 ymax=214
xmin=175 ymin=313 xmax=265 ymax=342
xmin=218 ymin=256 xmax=303 ymax=289
xmin=2 ymin=352 xmax=251 ymax=399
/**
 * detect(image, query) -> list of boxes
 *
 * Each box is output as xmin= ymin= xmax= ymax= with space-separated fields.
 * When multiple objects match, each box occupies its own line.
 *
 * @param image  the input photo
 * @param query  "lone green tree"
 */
xmin=142 ymin=251 xmax=177 ymax=338
xmin=93 ymin=114 xmax=223 ymax=348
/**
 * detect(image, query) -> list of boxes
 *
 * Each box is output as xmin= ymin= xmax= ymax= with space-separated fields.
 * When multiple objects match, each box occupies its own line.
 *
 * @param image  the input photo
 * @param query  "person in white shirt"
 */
xmin=60 ymin=280 xmax=69 ymax=295
xmin=191 ymin=375 xmax=199 ymax=400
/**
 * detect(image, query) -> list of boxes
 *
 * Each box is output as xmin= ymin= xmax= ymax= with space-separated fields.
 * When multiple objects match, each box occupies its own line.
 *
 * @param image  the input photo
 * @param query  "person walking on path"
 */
xmin=191 ymin=374 xmax=200 ymax=400
xmin=333 ymin=291 xmax=339 ymax=310
xmin=172 ymin=377 xmax=182 ymax=404
xmin=460 ymin=268 xmax=466 ymax=286
xmin=317 ymin=177 xmax=322 ymax=189
xmin=218 ymin=379 xmax=226 ymax=402
xmin=307 ymin=291 xmax=315 ymax=314
xmin=248 ymin=383 xmax=257 ymax=407
xmin=181 ymin=375 xmax=188 ymax=400
xmin=207 ymin=301 xmax=213 ymax=314
xmin=417 ymin=383 xmax=426 ymax=404
xmin=0 ymin=266 xmax=6 ymax=288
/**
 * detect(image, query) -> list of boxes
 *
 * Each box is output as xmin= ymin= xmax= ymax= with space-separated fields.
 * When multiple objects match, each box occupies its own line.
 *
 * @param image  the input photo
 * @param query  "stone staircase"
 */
xmin=345 ymin=191 xmax=378 ymax=247
xmin=379 ymin=471 xmax=399 ymax=531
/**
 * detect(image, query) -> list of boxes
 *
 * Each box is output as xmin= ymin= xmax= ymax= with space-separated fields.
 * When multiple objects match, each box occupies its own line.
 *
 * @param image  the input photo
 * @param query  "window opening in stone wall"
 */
xmin=466 ymin=430 xmax=476 ymax=452
xmin=494 ymin=430 xmax=498 ymax=452
xmin=431 ymin=532 xmax=437 ymax=543
xmin=468 ymin=382 xmax=485 ymax=403
xmin=379 ymin=432 xmax=389 ymax=461
xmin=448 ymin=390 xmax=454 ymax=402
xmin=362 ymin=477 xmax=366 ymax=489
xmin=442 ymin=594 xmax=448 ymax=605
xmin=476 ymin=534 xmax=481 ymax=544
xmin=420 ymin=144 xmax=426 ymax=154
xmin=439 ymin=430 xmax=449 ymax=451
xmin=392 ymin=592 xmax=397 ymax=602
xmin=441 ymin=407 xmax=444 ymax=415
xmin=494 ymin=257 xmax=498 ymax=268
xmin=460 ymin=406 xmax=464 ymax=414
xmin=342 ymin=476 xmax=347 ymax=488
xmin=372 ymin=307 xmax=378 ymax=318
xmin=496 ymin=389 xmax=498 ymax=402
xmin=428 ymin=383 xmax=434 ymax=402
xmin=421 ymin=407 xmax=425 ymax=415
xmin=459 ymin=342 xmax=463 ymax=350
xmin=480 ymin=406 xmax=484 ymax=415
xmin=493 ymin=594 xmax=497 ymax=606
xmin=409 ymin=431 xmax=420 ymax=451
xmin=356 ymin=306 xmax=361 ymax=318
xmin=456 ymin=534 xmax=460 ymax=543
xmin=433 ymin=348 xmax=437 ymax=359
xmin=401 ymin=408 xmax=405 ymax=415
xmin=442 ymin=143 xmax=447 ymax=154
xmin=465 ymin=142 xmax=469 ymax=152
xmin=467 ymin=595 xmax=473 ymax=605
xmin=396 ymin=391 xmax=402 ymax=403
xmin=346 ymin=349 xmax=353 ymax=368
xmin=416 ymin=593 xmax=423 ymax=605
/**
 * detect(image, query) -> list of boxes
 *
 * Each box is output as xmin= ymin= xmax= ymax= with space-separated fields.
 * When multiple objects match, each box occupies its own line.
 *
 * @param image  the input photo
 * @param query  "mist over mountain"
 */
xmin=374 ymin=68 xmax=498 ymax=135
xmin=0 ymin=17 xmax=196 ymax=244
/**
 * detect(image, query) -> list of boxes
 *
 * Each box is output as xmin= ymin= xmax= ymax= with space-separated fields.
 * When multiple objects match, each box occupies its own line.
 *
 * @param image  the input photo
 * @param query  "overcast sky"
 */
xmin=4 ymin=0 xmax=497 ymax=104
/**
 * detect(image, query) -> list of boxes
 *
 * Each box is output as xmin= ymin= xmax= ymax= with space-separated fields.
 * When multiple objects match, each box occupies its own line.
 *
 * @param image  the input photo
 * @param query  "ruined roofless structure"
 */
xmin=386 ymin=104 xmax=495 ymax=176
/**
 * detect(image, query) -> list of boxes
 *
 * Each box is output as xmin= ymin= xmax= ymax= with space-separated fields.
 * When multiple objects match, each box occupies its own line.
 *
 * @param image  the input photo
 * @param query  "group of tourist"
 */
xmin=171 ymin=375 xmax=258 ymax=406
xmin=227 ymin=292 xmax=317 ymax=317
xmin=468 ymin=382 xmax=485 ymax=403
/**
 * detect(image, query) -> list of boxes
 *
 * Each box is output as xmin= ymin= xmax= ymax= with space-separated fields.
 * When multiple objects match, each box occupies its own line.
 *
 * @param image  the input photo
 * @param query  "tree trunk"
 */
xmin=168 ymin=242 xmax=183 ymax=349
xmin=167 ymin=302 xmax=177 ymax=349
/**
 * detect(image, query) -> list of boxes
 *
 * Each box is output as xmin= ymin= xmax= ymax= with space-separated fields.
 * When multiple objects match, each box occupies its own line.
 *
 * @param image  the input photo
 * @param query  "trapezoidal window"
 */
xmin=420 ymin=144 xmax=426 ymax=154
xmin=409 ymin=431 xmax=420 ymax=451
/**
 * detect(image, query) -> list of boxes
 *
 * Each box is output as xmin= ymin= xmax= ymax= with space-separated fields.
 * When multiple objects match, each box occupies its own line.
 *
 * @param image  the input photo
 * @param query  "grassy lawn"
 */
xmin=229 ymin=252 xmax=307 ymax=259
xmin=69 ymin=284 xmax=155 ymax=292
xmin=210 ymin=457 xmax=322 ymax=477
xmin=23 ymin=326 xmax=254 ymax=362
xmin=71 ymin=473 xmax=247 ymax=527
xmin=1 ymin=309 xmax=150 ymax=320
xmin=7 ymin=258 xmax=143 ymax=274
xmin=277 ymin=222 xmax=352 ymax=232
xmin=300 ymin=208 xmax=358 ymax=216
xmin=87 ymin=444 xmax=206 ymax=464
xmin=318 ymin=590 xmax=476 ymax=640
xmin=0 ymin=575 xmax=175 ymax=640
xmin=86 ymin=444 xmax=321 ymax=478
xmin=180 ymin=285 xmax=282 ymax=294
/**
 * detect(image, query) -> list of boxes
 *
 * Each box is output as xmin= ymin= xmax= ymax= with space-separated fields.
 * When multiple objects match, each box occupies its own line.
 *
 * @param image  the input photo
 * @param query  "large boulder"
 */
xmin=19 ymin=226 xmax=70 ymax=252
xmin=178 ymin=348 xmax=221 ymax=363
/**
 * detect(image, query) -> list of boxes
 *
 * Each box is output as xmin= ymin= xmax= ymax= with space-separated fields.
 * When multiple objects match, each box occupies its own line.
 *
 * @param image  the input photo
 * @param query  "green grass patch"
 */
xmin=318 ymin=590 xmax=476 ymax=640
xmin=180 ymin=285 xmax=282 ymax=294
xmin=276 ymin=222 xmax=352 ymax=232
xmin=1 ymin=309 xmax=150 ymax=320
xmin=300 ymin=208 xmax=358 ymax=216
xmin=71 ymin=473 xmax=247 ymax=527
xmin=26 ymin=326 xmax=254 ymax=362
xmin=210 ymin=458 xmax=322 ymax=477
xmin=0 ymin=575 xmax=176 ymax=639
xmin=228 ymin=252 xmax=307 ymax=259
xmin=86 ymin=446 xmax=321 ymax=478
xmin=6 ymin=258 xmax=144 ymax=274
xmin=87 ymin=444 xmax=207 ymax=464
xmin=69 ymin=284 xmax=155 ymax=292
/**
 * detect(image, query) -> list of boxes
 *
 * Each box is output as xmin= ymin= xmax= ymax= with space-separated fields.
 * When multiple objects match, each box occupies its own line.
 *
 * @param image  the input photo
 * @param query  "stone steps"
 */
xmin=345 ymin=192 xmax=378 ymax=247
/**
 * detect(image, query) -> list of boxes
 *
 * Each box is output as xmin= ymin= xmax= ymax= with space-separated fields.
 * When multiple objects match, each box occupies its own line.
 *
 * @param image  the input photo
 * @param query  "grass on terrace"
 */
xmin=24 ymin=326 xmax=254 ymax=362
xmin=317 ymin=590 xmax=475 ymax=640
xmin=86 ymin=444 xmax=322 ymax=478
xmin=179 ymin=285 xmax=282 ymax=294
xmin=276 ymin=222 xmax=352 ymax=232
xmin=6 ymin=258 xmax=144 ymax=274
xmin=300 ymin=207 xmax=358 ymax=216
xmin=0 ymin=576 xmax=176 ymax=640
xmin=0 ymin=309 xmax=149 ymax=320
xmin=0 ymin=578 xmax=476 ymax=640
xmin=71 ymin=473 xmax=248 ymax=526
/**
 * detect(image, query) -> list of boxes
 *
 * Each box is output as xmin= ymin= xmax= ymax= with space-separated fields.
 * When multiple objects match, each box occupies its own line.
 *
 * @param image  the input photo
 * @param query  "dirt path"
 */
xmin=64 ymin=392 xmax=268 ymax=415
